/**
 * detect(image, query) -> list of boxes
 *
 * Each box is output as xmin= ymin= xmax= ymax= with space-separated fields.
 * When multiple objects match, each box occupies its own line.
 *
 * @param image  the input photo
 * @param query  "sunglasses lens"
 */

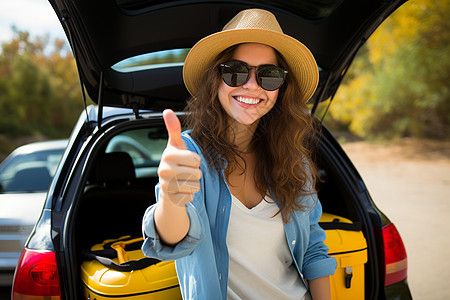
xmin=258 ymin=66 xmax=286 ymax=91
xmin=221 ymin=61 xmax=249 ymax=87
xmin=220 ymin=60 xmax=287 ymax=91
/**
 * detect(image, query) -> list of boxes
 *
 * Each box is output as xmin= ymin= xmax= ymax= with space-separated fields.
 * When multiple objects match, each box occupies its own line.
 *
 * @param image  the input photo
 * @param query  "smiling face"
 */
xmin=218 ymin=43 xmax=280 ymax=128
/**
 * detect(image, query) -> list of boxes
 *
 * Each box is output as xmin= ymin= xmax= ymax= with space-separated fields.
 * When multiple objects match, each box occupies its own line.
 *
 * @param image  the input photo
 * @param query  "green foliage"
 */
xmin=0 ymin=135 xmax=15 ymax=162
xmin=0 ymin=29 xmax=85 ymax=138
xmin=326 ymin=0 xmax=450 ymax=139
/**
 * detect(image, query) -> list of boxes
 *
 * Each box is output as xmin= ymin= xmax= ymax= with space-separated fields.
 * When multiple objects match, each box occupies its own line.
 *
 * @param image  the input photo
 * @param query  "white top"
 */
xmin=226 ymin=194 xmax=310 ymax=300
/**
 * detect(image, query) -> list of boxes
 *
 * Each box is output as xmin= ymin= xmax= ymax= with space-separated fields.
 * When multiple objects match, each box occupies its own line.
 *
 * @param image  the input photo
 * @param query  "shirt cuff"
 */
xmin=303 ymin=256 xmax=337 ymax=280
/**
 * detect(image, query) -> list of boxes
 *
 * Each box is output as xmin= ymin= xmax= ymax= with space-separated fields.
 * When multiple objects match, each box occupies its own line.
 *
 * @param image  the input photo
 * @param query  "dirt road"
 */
xmin=342 ymin=139 xmax=450 ymax=300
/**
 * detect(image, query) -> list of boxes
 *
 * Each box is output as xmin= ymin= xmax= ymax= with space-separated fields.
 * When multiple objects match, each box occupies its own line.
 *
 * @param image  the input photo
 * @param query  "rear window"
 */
xmin=112 ymin=49 xmax=189 ymax=73
xmin=105 ymin=127 xmax=167 ymax=178
xmin=0 ymin=149 xmax=64 ymax=193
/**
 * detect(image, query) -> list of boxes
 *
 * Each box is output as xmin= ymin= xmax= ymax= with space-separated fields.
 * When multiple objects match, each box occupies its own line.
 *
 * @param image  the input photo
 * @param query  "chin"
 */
xmin=233 ymin=116 xmax=260 ymax=126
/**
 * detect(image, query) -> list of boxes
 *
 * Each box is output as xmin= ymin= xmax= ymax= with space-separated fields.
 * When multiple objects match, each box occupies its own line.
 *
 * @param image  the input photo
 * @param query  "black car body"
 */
xmin=12 ymin=0 xmax=412 ymax=299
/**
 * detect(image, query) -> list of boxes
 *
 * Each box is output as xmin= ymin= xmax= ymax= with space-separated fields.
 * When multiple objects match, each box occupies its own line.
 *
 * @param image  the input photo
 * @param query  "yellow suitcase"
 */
xmin=81 ymin=213 xmax=366 ymax=300
xmin=80 ymin=236 xmax=181 ymax=299
xmin=320 ymin=213 xmax=368 ymax=300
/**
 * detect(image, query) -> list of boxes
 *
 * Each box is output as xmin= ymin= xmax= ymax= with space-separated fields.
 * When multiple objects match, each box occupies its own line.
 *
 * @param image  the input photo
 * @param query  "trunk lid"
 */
xmin=49 ymin=0 xmax=406 ymax=111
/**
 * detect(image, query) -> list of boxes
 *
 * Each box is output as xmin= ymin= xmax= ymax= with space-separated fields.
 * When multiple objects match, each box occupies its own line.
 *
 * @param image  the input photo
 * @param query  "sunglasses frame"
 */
xmin=219 ymin=59 xmax=288 ymax=91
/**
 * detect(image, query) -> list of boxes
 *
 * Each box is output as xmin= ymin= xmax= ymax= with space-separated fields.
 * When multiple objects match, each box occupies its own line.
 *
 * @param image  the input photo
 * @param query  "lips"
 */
xmin=234 ymin=96 xmax=261 ymax=105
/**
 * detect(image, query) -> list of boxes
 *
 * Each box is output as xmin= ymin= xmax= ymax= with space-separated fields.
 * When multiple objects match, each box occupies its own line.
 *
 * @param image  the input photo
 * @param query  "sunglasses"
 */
xmin=219 ymin=60 xmax=288 ymax=91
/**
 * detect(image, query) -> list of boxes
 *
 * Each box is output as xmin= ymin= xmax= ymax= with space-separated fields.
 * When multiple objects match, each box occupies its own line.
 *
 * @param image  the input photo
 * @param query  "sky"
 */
xmin=0 ymin=0 xmax=67 ymax=43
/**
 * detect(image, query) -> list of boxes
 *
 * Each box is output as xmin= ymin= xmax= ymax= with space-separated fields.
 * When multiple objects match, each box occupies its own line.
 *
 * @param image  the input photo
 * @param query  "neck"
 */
xmin=228 ymin=120 xmax=259 ymax=152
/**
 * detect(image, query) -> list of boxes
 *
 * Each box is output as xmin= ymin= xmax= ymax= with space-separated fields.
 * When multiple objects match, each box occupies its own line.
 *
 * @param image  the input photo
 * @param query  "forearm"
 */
xmin=308 ymin=276 xmax=331 ymax=300
xmin=154 ymin=192 xmax=190 ymax=245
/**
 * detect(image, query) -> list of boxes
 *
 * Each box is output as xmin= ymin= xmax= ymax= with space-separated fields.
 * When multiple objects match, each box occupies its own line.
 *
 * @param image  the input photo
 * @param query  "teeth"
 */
xmin=235 ymin=96 xmax=261 ymax=105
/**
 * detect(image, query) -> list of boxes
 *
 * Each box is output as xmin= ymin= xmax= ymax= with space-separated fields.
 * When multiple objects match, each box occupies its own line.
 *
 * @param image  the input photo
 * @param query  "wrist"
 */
xmin=159 ymin=189 xmax=191 ymax=208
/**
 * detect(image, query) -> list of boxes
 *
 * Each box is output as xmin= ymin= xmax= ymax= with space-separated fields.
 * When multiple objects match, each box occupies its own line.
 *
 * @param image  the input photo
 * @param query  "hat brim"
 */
xmin=183 ymin=28 xmax=319 ymax=102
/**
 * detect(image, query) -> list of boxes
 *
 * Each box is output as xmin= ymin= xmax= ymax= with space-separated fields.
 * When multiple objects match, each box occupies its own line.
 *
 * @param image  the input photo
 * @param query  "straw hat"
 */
xmin=183 ymin=8 xmax=319 ymax=102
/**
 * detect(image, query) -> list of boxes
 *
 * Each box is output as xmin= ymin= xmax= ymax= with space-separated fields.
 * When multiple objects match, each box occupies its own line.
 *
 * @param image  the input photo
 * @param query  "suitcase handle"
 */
xmin=83 ymin=236 xmax=160 ymax=272
xmin=319 ymin=218 xmax=362 ymax=231
xmin=111 ymin=237 xmax=144 ymax=264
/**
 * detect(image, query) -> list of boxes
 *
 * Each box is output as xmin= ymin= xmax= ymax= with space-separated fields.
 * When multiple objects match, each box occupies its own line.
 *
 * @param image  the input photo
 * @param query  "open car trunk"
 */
xmin=66 ymin=112 xmax=382 ymax=299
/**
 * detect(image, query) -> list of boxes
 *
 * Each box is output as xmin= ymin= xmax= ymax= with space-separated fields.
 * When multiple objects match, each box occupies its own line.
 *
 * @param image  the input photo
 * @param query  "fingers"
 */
xmin=162 ymin=148 xmax=201 ymax=168
xmin=162 ymin=177 xmax=201 ymax=194
xmin=158 ymin=166 xmax=202 ymax=207
xmin=163 ymin=109 xmax=186 ymax=150
xmin=158 ymin=164 xmax=202 ymax=179
xmin=158 ymin=158 xmax=202 ymax=192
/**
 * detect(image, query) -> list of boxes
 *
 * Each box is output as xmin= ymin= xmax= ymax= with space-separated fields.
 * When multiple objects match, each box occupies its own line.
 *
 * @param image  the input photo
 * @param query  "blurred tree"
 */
xmin=0 ymin=29 xmax=84 ymax=138
xmin=327 ymin=0 xmax=450 ymax=139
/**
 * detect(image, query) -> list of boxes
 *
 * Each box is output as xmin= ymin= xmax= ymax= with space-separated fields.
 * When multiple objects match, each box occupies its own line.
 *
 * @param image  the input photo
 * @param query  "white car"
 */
xmin=0 ymin=140 xmax=67 ymax=286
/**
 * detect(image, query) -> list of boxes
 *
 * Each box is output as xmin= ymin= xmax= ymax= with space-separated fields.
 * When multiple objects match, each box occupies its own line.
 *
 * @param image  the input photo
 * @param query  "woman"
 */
xmin=142 ymin=8 xmax=337 ymax=300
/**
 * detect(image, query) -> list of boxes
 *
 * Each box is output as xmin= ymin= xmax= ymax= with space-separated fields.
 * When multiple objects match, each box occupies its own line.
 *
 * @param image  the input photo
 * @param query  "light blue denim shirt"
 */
xmin=142 ymin=131 xmax=337 ymax=300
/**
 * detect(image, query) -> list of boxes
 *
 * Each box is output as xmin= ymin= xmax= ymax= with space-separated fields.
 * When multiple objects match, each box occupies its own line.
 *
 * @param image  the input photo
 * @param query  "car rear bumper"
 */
xmin=385 ymin=280 xmax=413 ymax=299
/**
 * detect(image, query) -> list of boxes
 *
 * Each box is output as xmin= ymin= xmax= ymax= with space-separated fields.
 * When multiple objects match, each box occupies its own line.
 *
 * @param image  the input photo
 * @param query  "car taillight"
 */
xmin=382 ymin=223 xmax=407 ymax=286
xmin=12 ymin=248 xmax=61 ymax=300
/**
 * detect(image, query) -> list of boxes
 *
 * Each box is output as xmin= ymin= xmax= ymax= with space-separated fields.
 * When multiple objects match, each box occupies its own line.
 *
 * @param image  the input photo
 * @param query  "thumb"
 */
xmin=163 ymin=109 xmax=186 ymax=149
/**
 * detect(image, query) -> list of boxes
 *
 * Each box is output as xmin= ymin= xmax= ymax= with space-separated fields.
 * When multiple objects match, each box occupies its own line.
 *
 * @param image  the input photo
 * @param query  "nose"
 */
xmin=242 ymin=69 xmax=260 ymax=90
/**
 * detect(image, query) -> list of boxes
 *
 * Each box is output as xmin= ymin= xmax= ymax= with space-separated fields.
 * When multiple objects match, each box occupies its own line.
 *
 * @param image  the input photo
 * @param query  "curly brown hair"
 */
xmin=184 ymin=44 xmax=319 ymax=223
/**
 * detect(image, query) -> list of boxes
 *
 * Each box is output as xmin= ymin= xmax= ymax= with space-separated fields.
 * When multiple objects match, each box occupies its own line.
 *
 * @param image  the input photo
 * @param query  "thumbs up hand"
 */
xmin=157 ymin=109 xmax=202 ymax=207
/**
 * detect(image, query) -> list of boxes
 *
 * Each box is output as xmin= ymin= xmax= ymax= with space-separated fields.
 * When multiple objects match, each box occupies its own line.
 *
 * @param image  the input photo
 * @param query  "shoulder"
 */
xmin=181 ymin=130 xmax=216 ymax=171
xmin=181 ymin=130 xmax=202 ymax=154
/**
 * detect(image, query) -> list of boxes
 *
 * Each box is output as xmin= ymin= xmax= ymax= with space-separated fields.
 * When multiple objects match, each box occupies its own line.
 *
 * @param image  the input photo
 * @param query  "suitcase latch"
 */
xmin=345 ymin=266 xmax=353 ymax=288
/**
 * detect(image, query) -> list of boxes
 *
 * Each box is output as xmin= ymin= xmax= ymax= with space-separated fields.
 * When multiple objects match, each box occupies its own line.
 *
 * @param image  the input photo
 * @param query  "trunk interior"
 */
xmin=69 ymin=118 xmax=379 ymax=298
